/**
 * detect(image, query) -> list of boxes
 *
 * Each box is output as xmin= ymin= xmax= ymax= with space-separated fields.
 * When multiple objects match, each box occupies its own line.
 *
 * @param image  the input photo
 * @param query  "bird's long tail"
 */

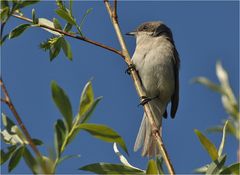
xmin=134 ymin=101 xmax=163 ymax=157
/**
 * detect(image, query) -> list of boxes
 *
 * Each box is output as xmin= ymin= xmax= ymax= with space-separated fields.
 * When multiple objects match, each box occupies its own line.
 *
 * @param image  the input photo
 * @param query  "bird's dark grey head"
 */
xmin=127 ymin=21 xmax=173 ymax=38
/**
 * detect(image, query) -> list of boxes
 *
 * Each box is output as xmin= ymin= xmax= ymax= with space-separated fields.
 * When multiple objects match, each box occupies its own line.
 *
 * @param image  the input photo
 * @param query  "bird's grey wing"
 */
xmin=170 ymin=47 xmax=180 ymax=118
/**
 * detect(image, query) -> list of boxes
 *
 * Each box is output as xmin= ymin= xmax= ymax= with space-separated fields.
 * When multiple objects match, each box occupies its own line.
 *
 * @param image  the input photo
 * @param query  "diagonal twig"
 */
xmin=11 ymin=13 xmax=123 ymax=57
xmin=104 ymin=0 xmax=175 ymax=174
xmin=0 ymin=78 xmax=42 ymax=158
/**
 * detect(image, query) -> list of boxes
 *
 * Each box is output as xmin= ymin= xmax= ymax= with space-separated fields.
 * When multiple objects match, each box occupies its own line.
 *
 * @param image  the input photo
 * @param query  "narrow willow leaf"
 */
xmin=113 ymin=143 xmax=141 ymax=171
xmin=23 ymin=148 xmax=37 ymax=174
xmin=1 ymin=146 xmax=17 ymax=165
xmin=78 ymin=81 xmax=94 ymax=118
xmin=49 ymin=37 xmax=62 ymax=61
xmin=194 ymin=129 xmax=218 ymax=161
xmin=2 ymin=113 xmax=15 ymax=132
xmin=79 ymin=8 xmax=93 ymax=30
xmin=220 ymin=162 xmax=240 ymax=174
xmin=156 ymin=157 xmax=164 ymax=174
xmin=32 ymin=8 xmax=38 ymax=24
xmin=146 ymin=159 xmax=159 ymax=174
xmin=80 ymin=163 xmax=144 ymax=174
xmin=216 ymin=61 xmax=229 ymax=87
xmin=9 ymin=24 xmax=31 ymax=39
xmin=206 ymin=126 xmax=223 ymax=133
xmin=63 ymin=23 xmax=72 ymax=32
xmin=8 ymin=146 xmax=25 ymax=172
xmin=55 ymin=8 xmax=76 ymax=25
xmin=19 ymin=0 xmax=40 ymax=9
xmin=51 ymin=81 xmax=73 ymax=130
xmin=77 ymin=123 xmax=129 ymax=155
xmin=206 ymin=154 xmax=226 ymax=175
xmin=53 ymin=18 xmax=62 ymax=30
xmin=194 ymin=164 xmax=209 ymax=174
xmin=193 ymin=77 xmax=224 ymax=94
xmin=40 ymin=156 xmax=54 ymax=174
xmin=218 ymin=121 xmax=228 ymax=157
xmin=54 ymin=119 xmax=66 ymax=157
xmin=61 ymin=38 xmax=72 ymax=60
xmin=0 ymin=34 xmax=9 ymax=45
xmin=69 ymin=0 xmax=73 ymax=14
xmin=79 ymin=96 xmax=103 ymax=124
xmin=32 ymin=138 xmax=43 ymax=146
xmin=58 ymin=154 xmax=80 ymax=165
xmin=0 ymin=7 xmax=9 ymax=22
xmin=56 ymin=0 xmax=64 ymax=9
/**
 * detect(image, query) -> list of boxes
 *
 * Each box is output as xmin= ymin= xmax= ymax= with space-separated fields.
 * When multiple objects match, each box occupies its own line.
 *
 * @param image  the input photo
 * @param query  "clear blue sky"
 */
xmin=1 ymin=1 xmax=239 ymax=174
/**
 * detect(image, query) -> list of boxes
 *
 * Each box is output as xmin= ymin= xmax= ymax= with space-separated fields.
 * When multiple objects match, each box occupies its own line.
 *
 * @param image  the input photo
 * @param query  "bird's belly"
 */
xmin=133 ymin=54 xmax=175 ymax=102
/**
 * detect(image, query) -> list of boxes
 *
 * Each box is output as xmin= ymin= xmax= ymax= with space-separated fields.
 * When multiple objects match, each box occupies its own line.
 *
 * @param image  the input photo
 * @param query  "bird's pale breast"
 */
xmin=132 ymin=35 xmax=175 ymax=104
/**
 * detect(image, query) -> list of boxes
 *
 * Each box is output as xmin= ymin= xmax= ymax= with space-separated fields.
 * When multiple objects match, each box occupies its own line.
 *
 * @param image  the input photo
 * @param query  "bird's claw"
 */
xmin=125 ymin=64 xmax=136 ymax=75
xmin=138 ymin=95 xmax=159 ymax=106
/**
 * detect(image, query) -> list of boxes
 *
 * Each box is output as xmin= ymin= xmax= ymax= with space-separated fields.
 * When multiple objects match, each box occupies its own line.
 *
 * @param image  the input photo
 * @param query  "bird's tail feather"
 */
xmin=134 ymin=101 xmax=162 ymax=157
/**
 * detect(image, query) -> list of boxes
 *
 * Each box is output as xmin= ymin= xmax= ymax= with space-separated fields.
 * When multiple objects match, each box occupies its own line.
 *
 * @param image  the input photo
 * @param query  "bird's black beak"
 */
xmin=125 ymin=31 xmax=136 ymax=36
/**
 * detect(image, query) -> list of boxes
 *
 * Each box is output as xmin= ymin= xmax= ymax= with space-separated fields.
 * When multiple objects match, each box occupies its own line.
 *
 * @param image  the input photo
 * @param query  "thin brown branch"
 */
xmin=104 ymin=0 xmax=175 ymax=174
xmin=11 ymin=13 xmax=123 ymax=57
xmin=0 ymin=78 xmax=42 ymax=158
xmin=113 ymin=0 xmax=118 ymax=22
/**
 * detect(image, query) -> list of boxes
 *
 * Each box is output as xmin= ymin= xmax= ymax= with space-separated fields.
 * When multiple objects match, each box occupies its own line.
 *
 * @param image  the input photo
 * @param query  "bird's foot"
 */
xmin=139 ymin=95 xmax=159 ymax=106
xmin=125 ymin=64 xmax=136 ymax=75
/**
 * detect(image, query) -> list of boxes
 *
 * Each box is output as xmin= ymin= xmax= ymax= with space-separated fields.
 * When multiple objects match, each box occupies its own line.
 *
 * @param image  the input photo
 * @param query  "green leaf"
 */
xmin=0 ymin=6 xmax=9 ymax=22
xmin=80 ymin=163 xmax=144 ymax=174
xmin=220 ymin=162 xmax=240 ymax=175
xmin=1 ymin=146 xmax=17 ymax=165
xmin=54 ymin=119 xmax=66 ymax=157
xmin=77 ymin=123 xmax=129 ymax=155
xmin=9 ymin=24 xmax=31 ymax=39
xmin=146 ymin=159 xmax=159 ymax=174
xmin=206 ymin=154 xmax=226 ymax=175
xmin=194 ymin=129 xmax=218 ymax=161
xmin=78 ymin=81 xmax=94 ymax=118
xmin=69 ymin=0 xmax=73 ymax=14
xmin=32 ymin=138 xmax=43 ymax=146
xmin=156 ymin=157 xmax=164 ymax=174
xmin=2 ymin=113 xmax=15 ymax=133
xmin=40 ymin=156 xmax=54 ymax=174
xmin=218 ymin=121 xmax=228 ymax=157
xmin=79 ymin=96 xmax=103 ymax=124
xmin=193 ymin=77 xmax=224 ymax=94
xmin=8 ymin=146 xmax=25 ymax=172
xmin=53 ymin=18 xmax=62 ymax=30
xmin=0 ymin=33 xmax=9 ymax=45
xmin=79 ymin=8 xmax=93 ymax=30
xmin=32 ymin=8 xmax=38 ymax=24
xmin=58 ymin=154 xmax=80 ymax=165
xmin=51 ymin=81 xmax=73 ymax=130
xmin=56 ymin=0 xmax=65 ymax=9
xmin=23 ymin=148 xmax=37 ymax=174
xmin=49 ymin=37 xmax=62 ymax=61
xmin=1 ymin=0 xmax=9 ymax=9
xmin=63 ymin=23 xmax=72 ymax=32
xmin=55 ymin=8 xmax=76 ymax=25
xmin=19 ymin=0 xmax=40 ymax=9
xmin=61 ymin=38 xmax=72 ymax=60
xmin=194 ymin=164 xmax=209 ymax=174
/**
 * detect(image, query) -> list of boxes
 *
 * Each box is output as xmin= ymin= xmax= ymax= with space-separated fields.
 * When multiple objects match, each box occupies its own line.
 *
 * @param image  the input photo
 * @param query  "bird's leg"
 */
xmin=139 ymin=95 xmax=159 ymax=106
xmin=125 ymin=64 xmax=136 ymax=75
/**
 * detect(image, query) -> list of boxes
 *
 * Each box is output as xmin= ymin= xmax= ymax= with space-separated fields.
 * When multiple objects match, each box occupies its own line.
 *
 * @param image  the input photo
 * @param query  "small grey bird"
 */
xmin=127 ymin=21 xmax=180 ymax=157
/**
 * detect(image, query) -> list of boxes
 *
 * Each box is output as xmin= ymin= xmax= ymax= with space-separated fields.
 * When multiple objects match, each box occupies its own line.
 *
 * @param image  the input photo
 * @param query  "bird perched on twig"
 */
xmin=126 ymin=21 xmax=180 ymax=157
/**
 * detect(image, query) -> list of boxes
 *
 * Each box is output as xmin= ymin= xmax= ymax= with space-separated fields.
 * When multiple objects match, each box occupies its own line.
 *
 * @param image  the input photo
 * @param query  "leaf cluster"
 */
xmin=194 ymin=61 xmax=239 ymax=140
